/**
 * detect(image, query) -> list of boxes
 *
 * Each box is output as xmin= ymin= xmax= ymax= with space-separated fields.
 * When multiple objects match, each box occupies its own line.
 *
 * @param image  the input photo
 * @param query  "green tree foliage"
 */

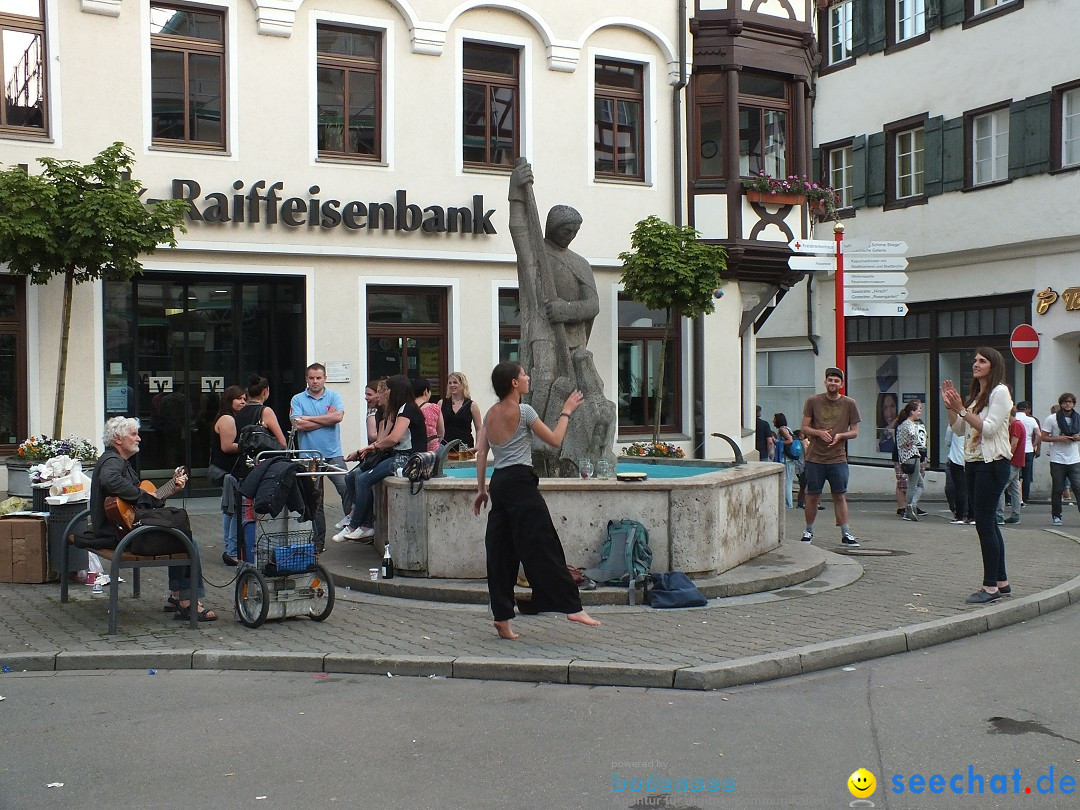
xmin=0 ymin=143 xmax=189 ymax=435
xmin=619 ymin=216 xmax=727 ymax=443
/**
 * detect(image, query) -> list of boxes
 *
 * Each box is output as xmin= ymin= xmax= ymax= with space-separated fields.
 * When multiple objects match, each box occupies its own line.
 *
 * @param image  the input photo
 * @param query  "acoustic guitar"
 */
xmin=104 ymin=467 xmax=188 ymax=533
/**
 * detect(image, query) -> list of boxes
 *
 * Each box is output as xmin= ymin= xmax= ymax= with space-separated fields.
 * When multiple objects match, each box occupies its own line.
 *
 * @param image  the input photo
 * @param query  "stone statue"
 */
xmin=508 ymin=159 xmax=617 ymax=477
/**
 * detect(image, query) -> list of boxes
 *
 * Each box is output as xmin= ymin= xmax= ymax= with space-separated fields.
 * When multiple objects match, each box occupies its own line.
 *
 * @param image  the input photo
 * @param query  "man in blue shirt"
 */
xmin=290 ymin=363 xmax=347 ymax=550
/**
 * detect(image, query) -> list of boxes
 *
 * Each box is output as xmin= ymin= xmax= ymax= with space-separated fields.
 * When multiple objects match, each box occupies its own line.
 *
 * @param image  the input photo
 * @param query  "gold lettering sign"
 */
xmin=1036 ymin=287 xmax=1059 ymax=315
xmin=1063 ymin=287 xmax=1080 ymax=311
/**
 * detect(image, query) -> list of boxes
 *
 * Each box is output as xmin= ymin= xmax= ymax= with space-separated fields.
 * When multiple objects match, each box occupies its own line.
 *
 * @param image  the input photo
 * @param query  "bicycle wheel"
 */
xmin=308 ymin=563 xmax=335 ymax=621
xmin=235 ymin=568 xmax=269 ymax=628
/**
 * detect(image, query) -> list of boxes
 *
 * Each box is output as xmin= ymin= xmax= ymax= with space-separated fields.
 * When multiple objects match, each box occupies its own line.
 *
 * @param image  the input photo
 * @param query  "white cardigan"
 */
xmin=952 ymin=383 xmax=1013 ymax=463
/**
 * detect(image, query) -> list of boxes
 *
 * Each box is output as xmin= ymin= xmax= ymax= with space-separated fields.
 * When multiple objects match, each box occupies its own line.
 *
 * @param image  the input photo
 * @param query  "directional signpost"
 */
xmin=844 ymin=287 xmax=909 ymax=303
xmin=844 ymin=302 xmax=909 ymax=316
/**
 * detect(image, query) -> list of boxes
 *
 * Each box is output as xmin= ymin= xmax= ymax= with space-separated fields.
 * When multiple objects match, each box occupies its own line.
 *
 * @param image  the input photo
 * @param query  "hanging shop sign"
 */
xmin=147 ymin=180 xmax=498 ymax=235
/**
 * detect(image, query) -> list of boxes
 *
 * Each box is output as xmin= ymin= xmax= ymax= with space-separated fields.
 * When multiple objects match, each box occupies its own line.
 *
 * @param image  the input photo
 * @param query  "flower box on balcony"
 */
xmin=745 ymin=189 xmax=805 ymax=206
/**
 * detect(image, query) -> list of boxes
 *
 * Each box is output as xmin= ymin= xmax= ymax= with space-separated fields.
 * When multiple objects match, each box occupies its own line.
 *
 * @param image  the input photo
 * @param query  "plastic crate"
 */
xmin=271 ymin=542 xmax=316 ymax=575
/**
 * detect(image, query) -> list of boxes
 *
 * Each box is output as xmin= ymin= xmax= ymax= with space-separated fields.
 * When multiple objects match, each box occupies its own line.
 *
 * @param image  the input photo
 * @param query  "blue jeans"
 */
xmin=803 ymin=461 xmax=849 ymax=495
xmin=346 ymin=454 xmax=402 ymax=530
xmin=223 ymin=512 xmax=237 ymax=557
xmin=782 ymin=458 xmax=795 ymax=508
xmin=969 ymin=458 xmax=1010 ymax=587
xmin=312 ymin=454 xmax=348 ymax=544
xmin=168 ymin=565 xmax=205 ymax=599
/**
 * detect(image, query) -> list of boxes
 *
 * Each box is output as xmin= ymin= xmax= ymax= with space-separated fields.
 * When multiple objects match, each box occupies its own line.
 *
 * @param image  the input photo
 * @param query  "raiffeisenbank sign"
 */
xmin=154 ymin=179 xmax=498 ymax=235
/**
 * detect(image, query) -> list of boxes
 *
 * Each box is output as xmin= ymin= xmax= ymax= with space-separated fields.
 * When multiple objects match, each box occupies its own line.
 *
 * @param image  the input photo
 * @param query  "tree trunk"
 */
xmin=52 ymin=270 xmax=74 ymax=438
xmin=652 ymin=322 xmax=670 ymax=446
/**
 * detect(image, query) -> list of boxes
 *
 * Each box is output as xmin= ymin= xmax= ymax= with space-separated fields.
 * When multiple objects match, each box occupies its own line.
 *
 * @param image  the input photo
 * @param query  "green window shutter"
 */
xmin=1008 ymin=99 xmax=1029 ymax=178
xmin=867 ymin=131 xmax=886 ymax=207
xmin=867 ymin=0 xmax=886 ymax=55
xmin=1021 ymin=92 xmax=1052 ymax=176
xmin=852 ymin=0 xmax=868 ymax=57
xmin=812 ymin=147 xmax=821 ymax=185
xmin=926 ymin=0 xmax=941 ymax=29
xmin=941 ymin=0 xmax=965 ymax=27
xmin=941 ymin=116 xmax=964 ymax=192
xmin=851 ymin=134 xmax=868 ymax=208
xmin=923 ymin=115 xmax=944 ymax=197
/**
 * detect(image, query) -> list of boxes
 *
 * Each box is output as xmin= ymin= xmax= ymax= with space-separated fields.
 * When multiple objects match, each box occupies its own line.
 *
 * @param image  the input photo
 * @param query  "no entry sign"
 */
xmin=1010 ymin=324 xmax=1040 ymax=365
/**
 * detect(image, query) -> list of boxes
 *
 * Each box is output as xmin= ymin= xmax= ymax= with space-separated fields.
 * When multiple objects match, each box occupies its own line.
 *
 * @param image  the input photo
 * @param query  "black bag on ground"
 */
xmin=128 ymin=506 xmax=193 ymax=555
xmin=647 ymin=571 xmax=708 ymax=609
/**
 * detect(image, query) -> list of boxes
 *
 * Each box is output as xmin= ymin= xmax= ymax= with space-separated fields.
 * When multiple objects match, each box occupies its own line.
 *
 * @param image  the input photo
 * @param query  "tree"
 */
xmin=0 ymin=143 xmax=189 ymax=436
xmin=619 ymin=215 xmax=727 ymax=444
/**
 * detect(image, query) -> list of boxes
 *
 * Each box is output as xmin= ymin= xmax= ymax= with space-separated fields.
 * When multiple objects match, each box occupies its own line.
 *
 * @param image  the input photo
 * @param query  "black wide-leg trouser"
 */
xmin=485 ymin=465 xmax=582 ymax=622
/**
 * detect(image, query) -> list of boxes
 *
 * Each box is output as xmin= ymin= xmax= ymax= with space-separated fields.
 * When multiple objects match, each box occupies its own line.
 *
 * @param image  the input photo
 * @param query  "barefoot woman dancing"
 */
xmin=473 ymin=362 xmax=601 ymax=639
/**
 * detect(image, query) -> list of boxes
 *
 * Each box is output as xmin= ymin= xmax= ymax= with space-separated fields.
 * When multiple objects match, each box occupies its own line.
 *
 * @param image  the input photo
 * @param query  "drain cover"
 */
xmin=833 ymin=548 xmax=910 ymax=557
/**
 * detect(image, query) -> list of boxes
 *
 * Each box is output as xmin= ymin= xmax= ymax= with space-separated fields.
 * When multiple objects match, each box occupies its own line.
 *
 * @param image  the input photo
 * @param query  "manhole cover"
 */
xmin=832 ymin=548 xmax=910 ymax=557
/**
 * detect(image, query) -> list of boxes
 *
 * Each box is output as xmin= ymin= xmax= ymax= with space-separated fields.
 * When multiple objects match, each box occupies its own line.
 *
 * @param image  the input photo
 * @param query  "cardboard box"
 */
xmin=0 ymin=516 xmax=55 ymax=584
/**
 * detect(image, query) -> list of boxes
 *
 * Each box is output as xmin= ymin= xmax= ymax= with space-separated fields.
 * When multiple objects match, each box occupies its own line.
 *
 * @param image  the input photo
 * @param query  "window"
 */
xmin=969 ymin=106 xmax=1009 ymax=185
xmin=150 ymin=4 xmax=226 ymax=148
xmin=828 ymin=1 xmax=853 ymax=65
xmin=1060 ymin=85 xmax=1080 ymax=169
xmin=0 ymin=0 xmax=46 ymax=135
xmin=827 ymin=143 xmax=854 ymax=208
xmin=594 ymin=60 xmax=644 ymax=180
xmin=366 ymin=286 xmax=447 ymax=395
xmin=975 ymin=0 xmax=1015 ymax=13
xmin=756 ymin=350 xmax=815 ymax=443
xmin=498 ymin=288 xmax=520 ymax=362
xmin=0 ymin=277 xmax=27 ymax=450
xmin=739 ymin=73 xmax=789 ymax=179
xmin=693 ymin=72 xmax=725 ymax=179
xmin=316 ymin=25 xmax=381 ymax=161
xmin=617 ymin=295 xmax=680 ymax=434
xmin=462 ymin=43 xmax=517 ymax=168
xmin=895 ymin=0 xmax=925 ymax=42
xmin=894 ymin=127 xmax=924 ymax=199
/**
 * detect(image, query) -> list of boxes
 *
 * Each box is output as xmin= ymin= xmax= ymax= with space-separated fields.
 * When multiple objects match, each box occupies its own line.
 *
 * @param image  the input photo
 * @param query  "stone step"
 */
xmin=324 ymin=541 xmax=825 ymax=606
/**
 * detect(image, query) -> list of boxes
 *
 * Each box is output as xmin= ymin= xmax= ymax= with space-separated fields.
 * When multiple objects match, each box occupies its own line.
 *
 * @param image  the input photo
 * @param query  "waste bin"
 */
xmin=48 ymin=501 xmax=88 ymax=577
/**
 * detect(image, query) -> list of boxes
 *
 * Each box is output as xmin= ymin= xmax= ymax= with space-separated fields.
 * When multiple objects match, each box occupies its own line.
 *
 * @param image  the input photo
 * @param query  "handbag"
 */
xmin=402 ymin=450 xmax=438 ymax=494
xmin=647 ymin=571 xmax=708 ymax=609
xmin=901 ymin=457 xmax=918 ymax=475
xmin=129 ymin=506 xmax=193 ymax=556
xmin=359 ymin=448 xmax=395 ymax=472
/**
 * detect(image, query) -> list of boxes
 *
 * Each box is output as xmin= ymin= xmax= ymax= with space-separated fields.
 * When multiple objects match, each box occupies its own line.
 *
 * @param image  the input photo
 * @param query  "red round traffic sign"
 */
xmin=1010 ymin=324 xmax=1040 ymax=365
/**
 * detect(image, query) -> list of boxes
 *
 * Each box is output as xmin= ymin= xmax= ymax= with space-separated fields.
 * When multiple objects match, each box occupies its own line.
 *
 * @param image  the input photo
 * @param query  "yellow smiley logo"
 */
xmin=848 ymin=768 xmax=877 ymax=798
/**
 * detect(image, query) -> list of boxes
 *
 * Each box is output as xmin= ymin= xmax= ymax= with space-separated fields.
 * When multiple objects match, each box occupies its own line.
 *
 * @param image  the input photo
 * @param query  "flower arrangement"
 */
xmin=622 ymin=441 xmax=686 ymax=459
xmin=742 ymin=173 xmax=841 ymax=219
xmin=16 ymin=435 xmax=99 ymax=463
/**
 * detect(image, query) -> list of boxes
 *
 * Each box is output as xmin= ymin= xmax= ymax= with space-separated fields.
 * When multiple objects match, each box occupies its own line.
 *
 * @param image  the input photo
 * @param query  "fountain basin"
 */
xmin=373 ymin=459 xmax=784 ymax=579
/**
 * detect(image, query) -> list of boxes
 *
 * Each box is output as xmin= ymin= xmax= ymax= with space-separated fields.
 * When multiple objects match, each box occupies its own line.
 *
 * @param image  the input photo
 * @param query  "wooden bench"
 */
xmin=59 ymin=508 xmax=203 ymax=633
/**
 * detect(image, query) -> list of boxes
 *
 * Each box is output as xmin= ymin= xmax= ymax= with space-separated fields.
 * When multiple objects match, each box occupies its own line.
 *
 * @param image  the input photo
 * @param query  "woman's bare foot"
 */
xmin=567 ymin=611 xmax=601 ymax=627
xmin=494 ymin=620 xmax=519 ymax=639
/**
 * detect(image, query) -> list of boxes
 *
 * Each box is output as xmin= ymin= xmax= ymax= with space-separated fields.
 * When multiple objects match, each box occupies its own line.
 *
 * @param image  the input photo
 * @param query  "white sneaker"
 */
xmin=334 ymin=517 xmax=350 ymax=529
xmin=345 ymin=525 xmax=375 ymax=541
xmin=331 ymin=529 xmax=352 ymax=542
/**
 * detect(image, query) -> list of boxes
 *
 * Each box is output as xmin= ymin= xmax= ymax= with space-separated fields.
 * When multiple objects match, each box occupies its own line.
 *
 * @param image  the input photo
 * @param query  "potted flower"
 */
xmin=742 ymin=174 xmax=841 ymax=220
xmin=622 ymin=441 xmax=686 ymax=459
xmin=6 ymin=435 xmax=99 ymax=497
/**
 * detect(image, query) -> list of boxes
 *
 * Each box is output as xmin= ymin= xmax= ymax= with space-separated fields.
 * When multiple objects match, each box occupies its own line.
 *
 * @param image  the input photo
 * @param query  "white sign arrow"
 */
xmin=844 ymin=286 xmax=909 ymax=302
xmin=788 ymin=256 xmax=835 ymax=271
xmin=788 ymin=238 xmax=837 ymax=254
xmin=845 ymin=272 xmax=909 ymax=286
xmin=844 ymin=256 xmax=909 ymax=270
xmin=844 ymin=302 xmax=909 ymax=317
xmin=844 ymin=240 xmax=909 ymax=255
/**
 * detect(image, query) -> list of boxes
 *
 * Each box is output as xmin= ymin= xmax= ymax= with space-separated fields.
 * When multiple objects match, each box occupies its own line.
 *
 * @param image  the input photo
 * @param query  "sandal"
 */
xmin=174 ymin=605 xmax=218 ymax=622
xmin=163 ymin=596 xmax=180 ymax=612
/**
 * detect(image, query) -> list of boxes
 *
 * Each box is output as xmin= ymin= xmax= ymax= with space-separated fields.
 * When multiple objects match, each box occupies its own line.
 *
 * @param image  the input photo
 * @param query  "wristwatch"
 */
xmin=958 ymin=409 xmax=968 ymax=418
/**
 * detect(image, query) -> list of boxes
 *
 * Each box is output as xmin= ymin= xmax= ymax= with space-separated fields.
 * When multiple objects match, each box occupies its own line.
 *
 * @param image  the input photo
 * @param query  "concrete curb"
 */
xmin=5 ymin=574 xmax=1079 ymax=690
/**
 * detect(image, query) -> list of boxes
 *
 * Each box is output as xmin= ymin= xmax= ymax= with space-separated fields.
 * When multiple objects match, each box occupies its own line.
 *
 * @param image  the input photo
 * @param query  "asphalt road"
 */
xmin=2 ymin=604 xmax=1078 ymax=810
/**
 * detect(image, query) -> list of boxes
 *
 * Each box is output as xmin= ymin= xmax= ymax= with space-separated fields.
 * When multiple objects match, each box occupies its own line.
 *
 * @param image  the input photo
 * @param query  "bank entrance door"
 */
xmin=103 ymin=275 xmax=305 ymax=490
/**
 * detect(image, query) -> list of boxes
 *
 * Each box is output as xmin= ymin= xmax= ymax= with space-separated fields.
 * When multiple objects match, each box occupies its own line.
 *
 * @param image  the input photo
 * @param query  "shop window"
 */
xmin=316 ymin=24 xmax=382 ymax=161
xmin=756 ymin=350 xmax=816 ymax=438
xmin=150 ymin=3 xmax=226 ymax=148
xmin=594 ymin=59 xmax=644 ymax=181
xmin=497 ymin=288 xmax=520 ymax=363
xmin=617 ymin=295 xmax=680 ymax=435
xmin=965 ymin=106 xmax=1009 ymax=186
xmin=0 ymin=0 xmax=46 ymax=135
xmin=462 ymin=42 xmax=518 ymax=168
xmin=0 ymin=277 xmax=27 ymax=451
xmin=366 ymin=286 xmax=447 ymax=395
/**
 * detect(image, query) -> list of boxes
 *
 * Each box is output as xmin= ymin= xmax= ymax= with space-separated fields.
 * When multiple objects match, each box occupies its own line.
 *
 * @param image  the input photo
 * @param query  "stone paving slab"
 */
xmin=1 ymin=502 xmax=1078 ymax=690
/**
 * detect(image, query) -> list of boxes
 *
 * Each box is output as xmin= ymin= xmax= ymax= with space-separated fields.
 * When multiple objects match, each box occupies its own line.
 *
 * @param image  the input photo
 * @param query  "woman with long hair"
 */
xmin=442 ymin=371 xmax=482 ymax=448
xmin=240 ymin=374 xmax=288 ymax=448
xmin=364 ymin=377 xmax=387 ymax=444
xmin=211 ymin=384 xmax=246 ymax=566
xmin=772 ymin=412 xmax=795 ymax=508
xmin=895 ymin=399 xmax=926 ymax=522
xmin=472 ymin=362 xmax=600 ymax=639
xmin=334 ymin=374 xmax=426 ymax=542
xmin=941 ymin=347 xmax=1013 ymax=603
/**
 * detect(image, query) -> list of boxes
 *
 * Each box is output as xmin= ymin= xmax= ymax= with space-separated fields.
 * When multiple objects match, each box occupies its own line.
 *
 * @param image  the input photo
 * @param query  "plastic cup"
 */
xmin=369 ymin=568 xmax=380 ymax=581
xmin=86 ymin=572 xmax=97 ymax=586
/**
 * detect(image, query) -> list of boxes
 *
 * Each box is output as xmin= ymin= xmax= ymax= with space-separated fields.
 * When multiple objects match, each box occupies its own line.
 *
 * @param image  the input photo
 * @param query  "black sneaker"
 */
xmin=801 ymin=530 xmax=814 ymax=543
xmin=841 ymin=533 xmax=860 ymax=548
xmin=915 ymin=507 xmax=927 ymax=516
xmin=896 ymin=508 xmax=905 ymax=516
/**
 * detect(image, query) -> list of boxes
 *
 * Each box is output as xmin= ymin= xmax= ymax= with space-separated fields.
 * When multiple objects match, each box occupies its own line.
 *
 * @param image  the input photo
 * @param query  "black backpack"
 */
xmin=237 ymin=405 xmax=281 ymax=461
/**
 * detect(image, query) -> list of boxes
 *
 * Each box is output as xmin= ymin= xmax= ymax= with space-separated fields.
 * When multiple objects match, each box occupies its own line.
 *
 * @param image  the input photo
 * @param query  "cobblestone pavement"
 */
xmin=2 ymin=500 xmax=1078 ymax=678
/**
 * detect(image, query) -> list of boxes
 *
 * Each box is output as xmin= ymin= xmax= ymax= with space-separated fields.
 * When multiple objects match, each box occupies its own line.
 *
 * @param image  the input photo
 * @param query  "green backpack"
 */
xmin=585 ymin=519 xmax=653 ymax=586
